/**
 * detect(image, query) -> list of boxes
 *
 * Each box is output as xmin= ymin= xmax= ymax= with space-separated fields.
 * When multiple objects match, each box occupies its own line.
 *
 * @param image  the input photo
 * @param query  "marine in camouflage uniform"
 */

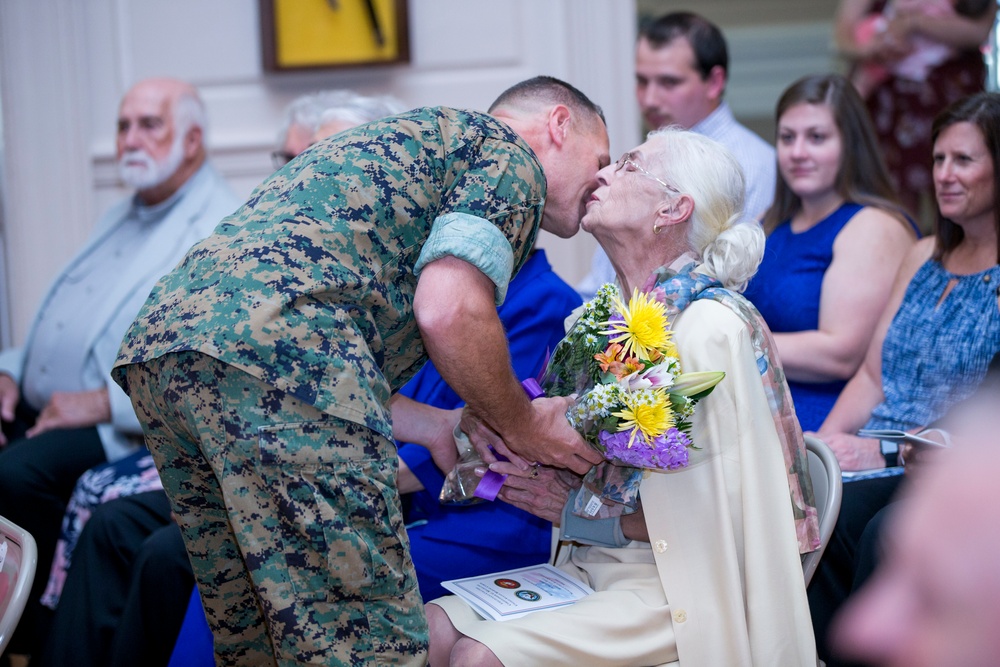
xmin=112 ymin=106 xmax=545 ymax=666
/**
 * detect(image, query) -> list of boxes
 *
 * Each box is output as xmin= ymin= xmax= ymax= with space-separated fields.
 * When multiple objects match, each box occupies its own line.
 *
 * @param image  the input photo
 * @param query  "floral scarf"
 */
xmin=554 ymin=255 xmax=820 ymax=554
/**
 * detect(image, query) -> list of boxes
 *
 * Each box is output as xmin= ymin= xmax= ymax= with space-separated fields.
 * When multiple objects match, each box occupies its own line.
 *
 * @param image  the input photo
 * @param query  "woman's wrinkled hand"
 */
xmin=482 ymin=462 xmax=581 ymax=524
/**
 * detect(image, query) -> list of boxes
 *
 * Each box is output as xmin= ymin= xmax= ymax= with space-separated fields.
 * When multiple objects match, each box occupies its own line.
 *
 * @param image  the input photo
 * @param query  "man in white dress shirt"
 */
xmin=0 ymin=77 xmax=239 ymax=660
xmin=577 ymin=11 xmax=776 ymax=298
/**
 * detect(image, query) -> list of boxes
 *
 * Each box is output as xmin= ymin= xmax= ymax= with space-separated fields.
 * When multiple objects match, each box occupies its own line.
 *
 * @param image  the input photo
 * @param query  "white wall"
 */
xmin=0 ymin=0 xmax=836 ymax=347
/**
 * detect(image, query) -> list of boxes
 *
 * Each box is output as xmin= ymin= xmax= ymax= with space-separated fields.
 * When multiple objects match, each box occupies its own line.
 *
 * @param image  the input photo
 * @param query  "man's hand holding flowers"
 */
xmin=459 ymin=396 xmax=585 ymax=473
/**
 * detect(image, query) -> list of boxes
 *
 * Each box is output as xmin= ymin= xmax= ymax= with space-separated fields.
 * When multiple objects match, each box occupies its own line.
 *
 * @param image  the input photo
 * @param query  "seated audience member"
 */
xmin=830 ymin=367 xmax=1000 ymax=667
xmin=0 ymin=77 xmax=239 ymax=661
xmin=742 ymin=74 xmax=916 ymax=432
xmin=33 ymin=89 xmax=409 ymax=667
xmin=311 ymin=93 xmax=406 ymax=143
xmin=428 ymin=129 xmax=819 ymax=666
xmin=808 ymin=91 xmax=1000 ymax=663
xmin=393 ymin=246 xmax=581 ymax=600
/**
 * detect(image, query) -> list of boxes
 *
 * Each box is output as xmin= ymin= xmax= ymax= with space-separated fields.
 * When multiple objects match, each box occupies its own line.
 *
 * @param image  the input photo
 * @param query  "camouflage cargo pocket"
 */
xmin=257 ymin=417 xmax=415 ymax=603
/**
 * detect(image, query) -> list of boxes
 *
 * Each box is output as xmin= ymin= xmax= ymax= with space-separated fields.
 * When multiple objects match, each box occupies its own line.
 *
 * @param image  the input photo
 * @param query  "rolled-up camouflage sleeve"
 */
xmin=413 ymin=212 xmax=514 ymax=304
xmin=413 ymin=129 xmax=544 ymax=305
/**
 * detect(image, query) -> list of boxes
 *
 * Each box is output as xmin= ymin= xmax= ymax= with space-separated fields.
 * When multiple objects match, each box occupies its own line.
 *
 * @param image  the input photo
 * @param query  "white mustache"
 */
xmin=119 ymin=150 xmax=156 ymax=169
xmin=117 ymin=134 xmax=184 ymax=190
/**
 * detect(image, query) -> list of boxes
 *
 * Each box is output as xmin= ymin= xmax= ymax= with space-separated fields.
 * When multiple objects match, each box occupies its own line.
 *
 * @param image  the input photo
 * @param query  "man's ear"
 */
xmin=183 ymin=124 xmax=203 ymax=159
xmin=657 ymin=194 xmax=694 ymax=226
xmin=546 ymin=104 xmax=572 ymax=148
xmin=705 ymin=65 xmax=726 ymax=104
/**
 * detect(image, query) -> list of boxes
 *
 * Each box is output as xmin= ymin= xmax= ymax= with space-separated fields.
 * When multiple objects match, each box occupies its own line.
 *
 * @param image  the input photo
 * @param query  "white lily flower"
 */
xmin=620 ymin=364 xmax=676 ymax=391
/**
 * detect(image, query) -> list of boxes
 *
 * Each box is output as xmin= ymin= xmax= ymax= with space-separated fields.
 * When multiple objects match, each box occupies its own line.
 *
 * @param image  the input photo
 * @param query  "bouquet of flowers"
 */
xmin=438 ymin=282 xmax=724 ymax=509
xmin=543 ymin=283 xmax=724 ymax=473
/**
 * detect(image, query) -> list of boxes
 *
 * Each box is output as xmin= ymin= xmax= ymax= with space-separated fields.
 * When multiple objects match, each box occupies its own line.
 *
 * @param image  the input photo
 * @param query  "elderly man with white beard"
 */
xmin=0 ymin=76 xmax=238 ymax=663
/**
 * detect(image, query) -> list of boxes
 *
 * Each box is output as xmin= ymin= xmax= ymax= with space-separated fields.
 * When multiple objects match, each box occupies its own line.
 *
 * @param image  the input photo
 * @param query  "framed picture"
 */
xmin=260 ymin=0 xmax=410 ymax=71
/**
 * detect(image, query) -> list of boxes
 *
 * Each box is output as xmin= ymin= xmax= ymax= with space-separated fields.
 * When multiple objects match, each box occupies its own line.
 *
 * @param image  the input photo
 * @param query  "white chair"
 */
xmin=0 ymin=514 xmax=37 ymax=654
xmin=801 ymin=435 xmax=843 ymax=588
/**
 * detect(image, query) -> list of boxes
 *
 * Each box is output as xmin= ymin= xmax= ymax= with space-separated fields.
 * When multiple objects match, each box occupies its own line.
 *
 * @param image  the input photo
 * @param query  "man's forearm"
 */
xmin=414 ymin=257 xmax=530 ymax=439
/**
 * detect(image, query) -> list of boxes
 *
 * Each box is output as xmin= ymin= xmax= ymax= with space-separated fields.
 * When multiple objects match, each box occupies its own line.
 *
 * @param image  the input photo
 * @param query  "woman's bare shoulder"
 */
xmin=844 ymin=205 xmax=917 ymax=240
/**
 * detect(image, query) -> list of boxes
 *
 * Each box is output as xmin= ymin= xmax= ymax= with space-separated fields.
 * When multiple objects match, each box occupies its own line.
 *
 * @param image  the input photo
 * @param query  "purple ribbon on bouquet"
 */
xmin=472 ymin=377 xmax=546 ymax=501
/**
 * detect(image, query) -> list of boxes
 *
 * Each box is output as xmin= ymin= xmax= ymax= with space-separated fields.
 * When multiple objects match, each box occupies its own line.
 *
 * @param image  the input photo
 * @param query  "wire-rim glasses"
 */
xmin=615 ymin=152 xmax=680 ymax=195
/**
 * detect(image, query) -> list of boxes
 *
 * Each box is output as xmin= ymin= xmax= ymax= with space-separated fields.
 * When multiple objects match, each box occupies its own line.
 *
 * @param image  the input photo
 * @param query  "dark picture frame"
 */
xmin=260 ymin=0 xmax=410 ymax=72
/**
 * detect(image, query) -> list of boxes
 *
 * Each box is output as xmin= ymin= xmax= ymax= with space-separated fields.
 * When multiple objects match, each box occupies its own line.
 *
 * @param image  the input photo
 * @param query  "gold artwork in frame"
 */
xmin=260 ymin=0 xmax=410 ymax=71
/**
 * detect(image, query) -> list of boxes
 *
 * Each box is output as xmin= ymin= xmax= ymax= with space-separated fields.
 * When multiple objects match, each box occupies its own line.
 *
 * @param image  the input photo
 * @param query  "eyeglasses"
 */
xmin=271 ymin=150 xmax=295 ymax=170
xmin=615 ymin=152 xmax=680 ymax=194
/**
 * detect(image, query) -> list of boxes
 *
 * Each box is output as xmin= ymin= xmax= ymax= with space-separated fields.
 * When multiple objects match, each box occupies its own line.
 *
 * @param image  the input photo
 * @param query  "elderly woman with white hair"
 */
xmin=426 ymin=128 xmax=820 ymax=666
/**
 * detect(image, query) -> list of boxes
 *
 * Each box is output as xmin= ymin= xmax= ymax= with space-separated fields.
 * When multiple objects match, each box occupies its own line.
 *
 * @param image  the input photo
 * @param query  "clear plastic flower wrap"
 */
xmin=438 ymin=424 xmax=487 ymax=506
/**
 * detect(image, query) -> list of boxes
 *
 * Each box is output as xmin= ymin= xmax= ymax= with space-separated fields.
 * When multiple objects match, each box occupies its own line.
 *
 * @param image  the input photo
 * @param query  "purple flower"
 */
xmin=598 ymin=428 xmax=691 ymax=470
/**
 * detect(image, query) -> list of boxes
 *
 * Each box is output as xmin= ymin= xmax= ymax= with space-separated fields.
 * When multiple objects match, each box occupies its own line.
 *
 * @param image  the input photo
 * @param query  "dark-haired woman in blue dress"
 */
xmin=744 ymin=74 xmax=917 ymax=431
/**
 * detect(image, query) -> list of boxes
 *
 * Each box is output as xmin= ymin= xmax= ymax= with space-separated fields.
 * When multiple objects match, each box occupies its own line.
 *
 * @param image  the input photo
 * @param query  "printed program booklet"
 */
xmin=842 ymin=428 xmax=951 ymax=480
xmin=856 ymin=428 xmax=950 ymax=449
xmin=441 ymin=563 xmax=594 ymax=621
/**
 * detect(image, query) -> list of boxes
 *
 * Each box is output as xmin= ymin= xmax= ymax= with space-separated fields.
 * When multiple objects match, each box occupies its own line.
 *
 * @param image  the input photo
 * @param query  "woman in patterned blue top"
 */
xmin=744 ymin=74 xmax=917 ymax=432
xmin=819 ymin=92 xmax=1000 ymax=471
xmin=809 ymin=92 xmax=1000 ymax=664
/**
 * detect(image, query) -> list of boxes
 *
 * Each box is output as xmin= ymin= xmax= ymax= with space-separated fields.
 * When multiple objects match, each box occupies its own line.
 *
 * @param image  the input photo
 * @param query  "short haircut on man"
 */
xmin=639 ymin=12 xmax=728 ymax=80
xmin=488 ymin=75 xmax=606 ymax=126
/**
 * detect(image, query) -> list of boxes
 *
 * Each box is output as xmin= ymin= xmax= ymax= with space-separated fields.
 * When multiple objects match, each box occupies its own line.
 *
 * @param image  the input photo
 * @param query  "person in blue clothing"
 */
xmin=396 ymin=247 xmax=581 ymax=601
xmin=742 ymin=74 xmax=917 ymax=432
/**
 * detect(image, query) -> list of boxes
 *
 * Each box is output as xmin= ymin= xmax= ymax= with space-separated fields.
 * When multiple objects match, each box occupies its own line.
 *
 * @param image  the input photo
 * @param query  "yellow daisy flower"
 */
xmin=603 ymin=288 xmax=671 ymax=362
xmin=613 ymin=389 xmax=674 ymax=446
